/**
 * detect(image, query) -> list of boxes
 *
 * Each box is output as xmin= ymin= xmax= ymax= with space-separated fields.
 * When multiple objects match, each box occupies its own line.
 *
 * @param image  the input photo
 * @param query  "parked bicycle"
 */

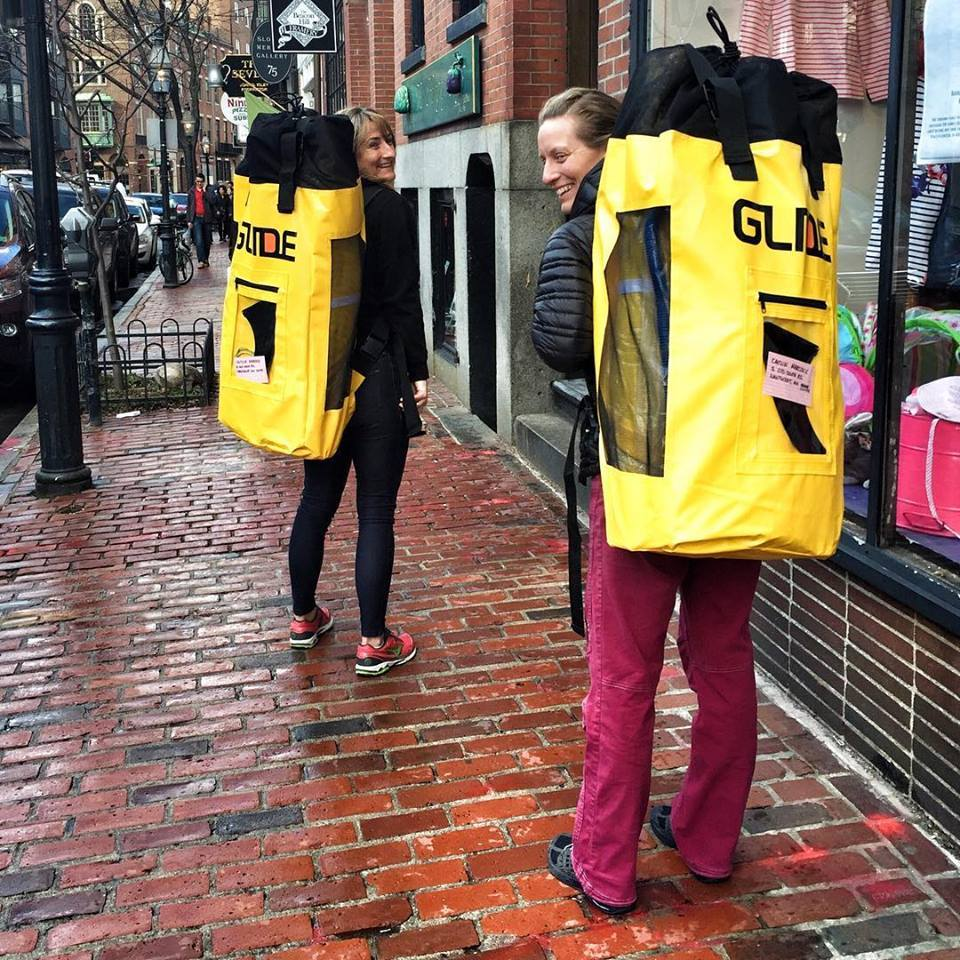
xmin=173 ymin=228 xmax=194 ymax=286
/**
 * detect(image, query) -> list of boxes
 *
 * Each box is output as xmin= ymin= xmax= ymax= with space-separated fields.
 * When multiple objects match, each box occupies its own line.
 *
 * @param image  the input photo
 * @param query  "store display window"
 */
xmin=645 ymin=0 xmax=959 ymax=615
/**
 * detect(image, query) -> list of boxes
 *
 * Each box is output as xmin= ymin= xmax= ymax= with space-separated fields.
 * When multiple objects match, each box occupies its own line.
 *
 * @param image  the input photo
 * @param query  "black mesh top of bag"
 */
xmin=237 ymin=112 xmax=358 ymax=190
xmin=614 ymin=43 xmax=841 ymax=167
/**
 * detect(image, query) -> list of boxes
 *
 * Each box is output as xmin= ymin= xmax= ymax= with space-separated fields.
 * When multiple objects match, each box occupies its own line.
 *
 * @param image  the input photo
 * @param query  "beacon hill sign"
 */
xmin=268 ymin=0 xmax=338 ymax=53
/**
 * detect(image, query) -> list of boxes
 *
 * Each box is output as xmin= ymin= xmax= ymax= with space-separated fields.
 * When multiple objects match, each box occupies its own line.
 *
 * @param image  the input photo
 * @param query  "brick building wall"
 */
xmin=597 ymin=0 xmax=629 ymax=96
xmin=346 ymin=0 xmax=373 ymax=108
xmin=390 ymin=0 xmax=567 ymax=137
xmin=752 ymin=561 xmax=960 ymax=845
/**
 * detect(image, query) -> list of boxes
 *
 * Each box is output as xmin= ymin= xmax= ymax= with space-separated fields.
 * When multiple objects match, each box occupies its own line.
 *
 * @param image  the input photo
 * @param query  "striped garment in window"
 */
xmin=865 ymin=78 xmax=949 ymax=287
xmin=739 ymin=0 xmax=891 ymax=102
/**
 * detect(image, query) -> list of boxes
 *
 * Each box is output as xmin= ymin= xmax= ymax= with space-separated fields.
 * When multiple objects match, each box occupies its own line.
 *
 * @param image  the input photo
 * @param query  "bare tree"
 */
xmin=46 ymin=0 xmax=161 ymax=370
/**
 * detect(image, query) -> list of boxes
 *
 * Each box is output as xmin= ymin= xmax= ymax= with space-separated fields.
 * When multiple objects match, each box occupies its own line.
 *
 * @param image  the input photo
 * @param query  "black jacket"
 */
xmin=359 ymin=180 xmax=429 ymax=382
xmin=532 ymin=163 xmax=602 ymax=481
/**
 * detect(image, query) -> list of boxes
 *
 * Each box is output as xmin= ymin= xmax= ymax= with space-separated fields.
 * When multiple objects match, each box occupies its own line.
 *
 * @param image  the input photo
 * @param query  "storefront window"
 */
xmin=885 ymin=2 xmax=960 ymax=569
xmin=645 ymin=0 xmax=959 ymax=601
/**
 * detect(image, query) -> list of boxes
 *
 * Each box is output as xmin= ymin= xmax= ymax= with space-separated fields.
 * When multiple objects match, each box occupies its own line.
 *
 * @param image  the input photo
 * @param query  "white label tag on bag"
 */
xmin=234 ymin=355 xmax=269 ymax=383
xmin=763 ymin=353 xmax=813 ymax=406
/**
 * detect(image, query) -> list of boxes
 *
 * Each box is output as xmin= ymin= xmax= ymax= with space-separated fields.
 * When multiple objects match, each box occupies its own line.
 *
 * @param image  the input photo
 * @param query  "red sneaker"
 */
xmin=289 ymin=607 xmax=334 ymax=649
xmin=355 ymin=630 xmax=417 ymax=676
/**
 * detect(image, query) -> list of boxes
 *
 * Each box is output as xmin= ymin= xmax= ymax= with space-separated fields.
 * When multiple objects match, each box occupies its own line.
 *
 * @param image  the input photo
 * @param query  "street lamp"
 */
xmin=150 ymin=37 xmax=177 ymax=287
xmin=201 ymin=133 xmax=212 ymax=183
xmin=182 ymin=109 xmax=196 ymax=184
xmin=23 ymin=0 xmax=92 ymax=495
xmin=207 ymin=63 xmax=224 ymax=91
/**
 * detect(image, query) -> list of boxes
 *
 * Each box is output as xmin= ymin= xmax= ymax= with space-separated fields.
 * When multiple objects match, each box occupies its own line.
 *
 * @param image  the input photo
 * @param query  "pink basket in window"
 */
xmin=896 ymin=410 xmax=960 ymax=538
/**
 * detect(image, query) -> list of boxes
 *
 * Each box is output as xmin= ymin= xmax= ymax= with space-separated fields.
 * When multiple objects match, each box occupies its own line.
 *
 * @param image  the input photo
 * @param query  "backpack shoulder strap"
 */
xmin=563 ymin=394 xmax=590 ymax=637
xmin=684 ymin=45 xmax=758 ymax=182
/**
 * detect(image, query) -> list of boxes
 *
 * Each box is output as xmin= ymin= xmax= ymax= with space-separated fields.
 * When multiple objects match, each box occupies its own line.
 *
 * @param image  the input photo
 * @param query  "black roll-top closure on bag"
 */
xmin=237 ymin=112 xmax=359 ymax=194
xmin=613 ymin=8 xmax=842 ymax=190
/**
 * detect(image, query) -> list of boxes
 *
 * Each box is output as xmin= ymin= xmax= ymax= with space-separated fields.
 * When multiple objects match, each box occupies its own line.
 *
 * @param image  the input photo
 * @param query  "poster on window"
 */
xmin=917 ymin=0 xmax=960 ymax=163
xmin=268 ymin=0 xmax=337 ymax=53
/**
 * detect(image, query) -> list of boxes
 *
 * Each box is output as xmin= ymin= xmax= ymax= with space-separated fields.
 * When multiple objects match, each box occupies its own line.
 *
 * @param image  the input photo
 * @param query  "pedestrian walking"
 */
xmin=287 ymin=106 xmax=429 ymax=677
xmin=225 ymin=182 xmax=237 ymax=260
xmin=532 ymin=87 xmax=764 ymax=915
xmin=216 ymin=183 xmax=232 ymax=243
xmin=186 ymin=173 xmax=216 ymax=268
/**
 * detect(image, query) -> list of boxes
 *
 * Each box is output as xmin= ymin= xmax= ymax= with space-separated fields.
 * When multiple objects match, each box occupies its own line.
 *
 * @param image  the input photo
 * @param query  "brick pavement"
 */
xmin=117 ymin=236 xmax=230 ymax=334
xmin=1 ymin=260 xmax=959 ymax=960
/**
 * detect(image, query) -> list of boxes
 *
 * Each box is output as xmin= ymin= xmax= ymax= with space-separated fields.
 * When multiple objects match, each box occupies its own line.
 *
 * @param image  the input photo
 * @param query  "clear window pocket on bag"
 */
xmin=227 ymin=274 xmax=286 ymax=397
xmin=597 ymin=207 xmax=671 ymax=476
xmin=737 ymin=269 xmax=837 ymax=476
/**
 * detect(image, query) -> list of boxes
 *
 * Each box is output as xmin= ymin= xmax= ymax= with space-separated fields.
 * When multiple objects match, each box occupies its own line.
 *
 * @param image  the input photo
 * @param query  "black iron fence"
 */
xmin=78 ymin=317 xmax=216 ymax=416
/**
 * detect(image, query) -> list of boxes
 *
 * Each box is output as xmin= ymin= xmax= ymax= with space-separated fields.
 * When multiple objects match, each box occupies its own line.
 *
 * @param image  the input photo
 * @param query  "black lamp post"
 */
xmin=182 ymin=110 xmax=196 ymax=185
xmin=151 ymin=38 xmax=177 ymax=287
xmin=202 ymin=134 xmax=212 ymax=183
xmin=24 ymin=0 xmax=92 ymax=496
xmin=206 ymin=64 xmax=225 ymax=180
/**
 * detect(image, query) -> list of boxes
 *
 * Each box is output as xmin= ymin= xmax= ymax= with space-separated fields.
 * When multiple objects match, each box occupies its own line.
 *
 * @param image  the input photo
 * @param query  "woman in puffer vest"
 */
xmin=532 ymin=88 xmax=616 ymax=482
xmin=534 ymin=88 xmax=763 ymax=916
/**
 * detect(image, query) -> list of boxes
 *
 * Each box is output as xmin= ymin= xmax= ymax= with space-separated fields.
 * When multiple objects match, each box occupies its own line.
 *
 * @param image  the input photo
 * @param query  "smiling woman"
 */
xmin=537 ymin=88 xmax=620 ymax=215
xmin=339 ymin=106 xmax=397 ymax=187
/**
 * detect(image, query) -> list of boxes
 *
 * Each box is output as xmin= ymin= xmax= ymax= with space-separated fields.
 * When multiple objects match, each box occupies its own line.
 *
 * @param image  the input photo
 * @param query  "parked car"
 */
xmin=92 ymin=185 xmax=138 ymax=288
xmin=14 ymin=178 xmax=120 ymax=322
xmin=171 ymin=192 xmax=188 ymax=224
xmin=127 ymin=197 xmax=158 ymax=270
xmin=0 ymin=174 xmax=37 ymax=390
xmin=131 ymin=191 xmax=176 ymax=220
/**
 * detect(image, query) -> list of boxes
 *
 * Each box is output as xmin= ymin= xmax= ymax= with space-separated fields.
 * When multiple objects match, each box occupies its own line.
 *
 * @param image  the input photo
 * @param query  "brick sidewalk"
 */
xmin=117 ymin=236 xmax=230 ymax=334
xmin=1 ymin=263 xmax=959 ymax=960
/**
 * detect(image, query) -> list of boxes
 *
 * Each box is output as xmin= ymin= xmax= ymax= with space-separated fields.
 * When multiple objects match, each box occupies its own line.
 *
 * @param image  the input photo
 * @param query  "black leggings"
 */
xmin=288 ymin=356 xmax=409 ymax=637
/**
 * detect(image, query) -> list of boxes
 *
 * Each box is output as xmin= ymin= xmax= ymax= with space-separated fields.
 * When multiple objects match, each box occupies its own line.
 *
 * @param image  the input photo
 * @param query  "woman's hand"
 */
xmin=412 ymin=380 xmax=429 ymax=410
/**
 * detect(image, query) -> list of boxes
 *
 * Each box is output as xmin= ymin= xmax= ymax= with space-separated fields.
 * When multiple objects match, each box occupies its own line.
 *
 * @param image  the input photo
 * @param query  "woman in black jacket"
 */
xmin=532 ymin=88 xmax=615 ymax=482
xmin=535 ymin=89 xmax=763 ymax=917
xmin=216 ymin=184 xmax=232 ymax=242
xmin=287 ymin=107 xmax=429 ymax=678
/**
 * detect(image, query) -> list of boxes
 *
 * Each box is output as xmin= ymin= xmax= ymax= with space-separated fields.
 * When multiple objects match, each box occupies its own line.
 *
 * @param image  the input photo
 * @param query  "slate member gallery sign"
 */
xmin=268 ymin=0 xmax=337 ymax=53
xmin=251 ymin=21 xmax=292 ymax=85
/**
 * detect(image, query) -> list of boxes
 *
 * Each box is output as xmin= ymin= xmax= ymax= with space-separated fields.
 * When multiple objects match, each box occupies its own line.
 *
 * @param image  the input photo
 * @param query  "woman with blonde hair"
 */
xmin=287 ymin=106 xmax=429 ymax=676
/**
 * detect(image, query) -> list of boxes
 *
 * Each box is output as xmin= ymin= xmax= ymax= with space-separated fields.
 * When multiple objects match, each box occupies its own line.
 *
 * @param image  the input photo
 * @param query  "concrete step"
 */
xmin=514 ymin=411 xmax=590 ymax=519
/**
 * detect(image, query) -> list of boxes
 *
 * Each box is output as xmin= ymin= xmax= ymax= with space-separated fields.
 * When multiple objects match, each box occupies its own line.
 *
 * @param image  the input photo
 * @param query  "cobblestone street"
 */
xmin=1 ymin=256 xmax=959 ymax=960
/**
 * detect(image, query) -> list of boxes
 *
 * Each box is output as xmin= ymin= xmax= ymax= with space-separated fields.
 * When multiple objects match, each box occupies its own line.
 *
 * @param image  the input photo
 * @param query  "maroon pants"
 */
xmin=572 ymin=478 xmax=762 ymax=907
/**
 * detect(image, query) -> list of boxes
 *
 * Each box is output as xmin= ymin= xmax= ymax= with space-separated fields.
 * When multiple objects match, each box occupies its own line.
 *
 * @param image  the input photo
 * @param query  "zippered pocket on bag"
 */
xmin=758 ymin=292 xmax=828 ymax=314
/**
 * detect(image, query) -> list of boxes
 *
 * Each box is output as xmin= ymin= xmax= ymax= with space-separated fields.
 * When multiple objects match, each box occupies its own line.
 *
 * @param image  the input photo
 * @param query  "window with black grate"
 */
xmin=410 ymin=0 xmax=424 ymax=50
xmin=323 ymin=0 xmax=347 ymax=113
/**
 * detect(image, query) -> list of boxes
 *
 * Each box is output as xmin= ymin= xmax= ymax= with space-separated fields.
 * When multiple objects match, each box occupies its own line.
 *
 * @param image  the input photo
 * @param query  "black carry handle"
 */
xmin=684 ymin=43 xmax=758 ymax=182
xmin=277 ymin=127 xmax=303 ymax=213
xmin=706 ymin=5 xmax=738 ymax=56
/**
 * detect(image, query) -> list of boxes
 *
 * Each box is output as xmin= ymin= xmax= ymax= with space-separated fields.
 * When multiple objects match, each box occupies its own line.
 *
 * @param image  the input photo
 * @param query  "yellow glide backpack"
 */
xmin=219 ymin=112 xmax=373 ymax=458
xmin=593 ymin=8 xmax=844 ymax=559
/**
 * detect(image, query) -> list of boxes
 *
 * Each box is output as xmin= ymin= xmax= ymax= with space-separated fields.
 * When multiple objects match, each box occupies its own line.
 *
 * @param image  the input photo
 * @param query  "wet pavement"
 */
xmin=0 ymin=249 xmax=959 ymax=960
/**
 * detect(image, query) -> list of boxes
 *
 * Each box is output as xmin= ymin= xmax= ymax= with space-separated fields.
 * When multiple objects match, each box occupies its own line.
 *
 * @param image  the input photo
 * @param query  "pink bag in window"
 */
xmin=896 ymin=391 xmax=960 ymax=538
